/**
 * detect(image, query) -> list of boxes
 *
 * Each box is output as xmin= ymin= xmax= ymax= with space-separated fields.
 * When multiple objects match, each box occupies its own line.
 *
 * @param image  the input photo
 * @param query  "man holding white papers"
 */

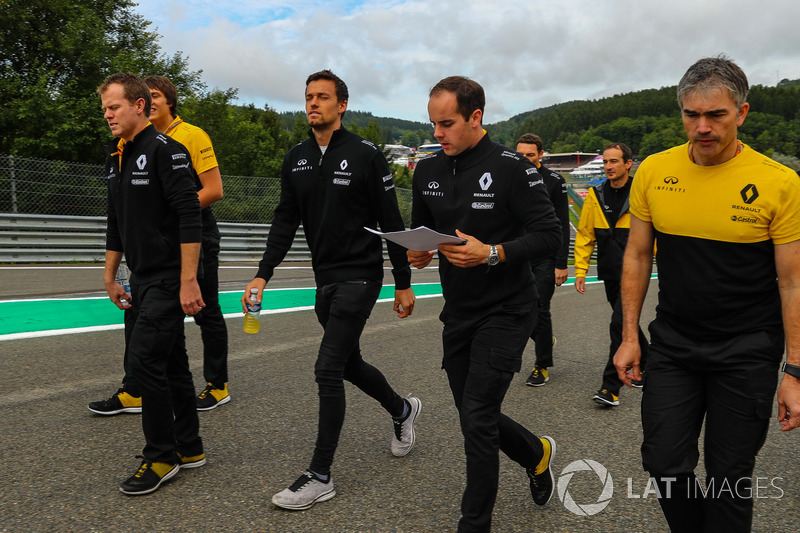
xmin=408 ymin=76 xmax=562 ymax=532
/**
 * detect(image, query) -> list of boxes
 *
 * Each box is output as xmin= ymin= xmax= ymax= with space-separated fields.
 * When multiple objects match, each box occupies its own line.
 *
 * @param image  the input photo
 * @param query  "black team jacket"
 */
xmin=105 ymin=124 xmax=202 ymax=282
xmin=257 ymin=127 xmax=411 ymax=289
xmin=411 ymin=133 xmax=562 ymax=318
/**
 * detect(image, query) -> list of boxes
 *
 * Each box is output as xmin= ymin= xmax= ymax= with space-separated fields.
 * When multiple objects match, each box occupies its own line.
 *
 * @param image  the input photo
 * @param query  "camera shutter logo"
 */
xmin=557 ymin=459 xmax=614 ymax=516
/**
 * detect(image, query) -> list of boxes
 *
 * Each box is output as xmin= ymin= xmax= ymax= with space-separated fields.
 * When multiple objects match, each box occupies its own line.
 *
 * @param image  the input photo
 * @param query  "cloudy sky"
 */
xmin=134 ymin=0 xmax=800 ymax=124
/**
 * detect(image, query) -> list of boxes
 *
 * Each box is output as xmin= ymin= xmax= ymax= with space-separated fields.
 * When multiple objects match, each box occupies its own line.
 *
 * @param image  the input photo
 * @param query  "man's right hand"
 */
xmin=574 ymin=276 xmax=587 ymax=294
xmin=241 ymin=278 xmax=267 ymax=313
xmin=614 ymin=340 xmax=642 ymax=387
xmin=407 ymin=250 xmax=434 ymax=269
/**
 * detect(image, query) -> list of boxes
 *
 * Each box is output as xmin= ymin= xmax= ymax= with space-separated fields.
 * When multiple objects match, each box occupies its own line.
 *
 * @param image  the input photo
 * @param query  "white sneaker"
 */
xmin=391 ymin=395 xmax=421 ymax=457
xmin=271 ymin=471 xmax=335 ymax=510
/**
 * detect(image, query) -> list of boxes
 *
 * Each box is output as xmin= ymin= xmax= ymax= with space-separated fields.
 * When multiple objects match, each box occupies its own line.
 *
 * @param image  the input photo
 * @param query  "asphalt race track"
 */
xmin=0 ymin=264 xmax=797 ymax=532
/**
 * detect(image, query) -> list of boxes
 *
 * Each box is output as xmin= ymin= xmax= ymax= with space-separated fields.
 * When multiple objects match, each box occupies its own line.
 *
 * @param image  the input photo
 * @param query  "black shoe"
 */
xmin=527 ymin=436 xmax=556 ymax=505
xmin=119 ymin=459 xmax=179 ymax=495
xmin=177 ymin=452 xmax=206 ymax=469
xmin=88 ymin=388 xmax=142 ymax=415
xmin=525 ymin=366 xmax=549 ymax=387
xmin=592 ymin=388 xmax=620 ymax=406
xmin=196 ymin=383 xmax=231 ymax=411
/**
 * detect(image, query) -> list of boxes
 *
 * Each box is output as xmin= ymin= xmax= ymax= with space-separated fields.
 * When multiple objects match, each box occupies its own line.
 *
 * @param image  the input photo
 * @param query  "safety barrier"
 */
xmin=0 ymin=213 xmax=584 ymax=264
xmin=0 ymin=213 xmax=308 ymax=263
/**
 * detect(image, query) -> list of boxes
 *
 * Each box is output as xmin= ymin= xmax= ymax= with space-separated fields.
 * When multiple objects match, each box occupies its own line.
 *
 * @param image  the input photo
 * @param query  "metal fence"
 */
xmin=0 ymin=154 xmax=585 ymax=264
xmin=0 ymin=154 xmax=414 ymax=227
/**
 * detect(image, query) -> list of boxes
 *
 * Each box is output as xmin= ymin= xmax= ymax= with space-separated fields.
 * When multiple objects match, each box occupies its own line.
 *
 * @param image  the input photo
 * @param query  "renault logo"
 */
xmin=340 ymin=160 xmax=348 ymax=171
xmin=479 ymin=173 xmax=493 ymax=190
xmin=136 ymin=155 xmax=147 ymax=170
xmin=740 ymin=184 xmax=759 ymax=204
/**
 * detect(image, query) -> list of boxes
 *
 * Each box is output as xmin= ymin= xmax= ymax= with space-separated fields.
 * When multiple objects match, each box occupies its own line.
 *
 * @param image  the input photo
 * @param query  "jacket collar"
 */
xmin=443 ymin=132 xmax=495 ymax=170
xmin=306 ymin=125 xmax=350 ymax=149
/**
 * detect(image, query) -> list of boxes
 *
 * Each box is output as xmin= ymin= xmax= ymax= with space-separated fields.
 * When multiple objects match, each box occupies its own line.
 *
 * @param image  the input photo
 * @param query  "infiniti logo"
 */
xmin=664 ymin=176 xmax=679 ymax=184
xmin=428 ymin=181 xmax=440 ymax=189
xmin=297 ymin=159 xmax=307 ymax=165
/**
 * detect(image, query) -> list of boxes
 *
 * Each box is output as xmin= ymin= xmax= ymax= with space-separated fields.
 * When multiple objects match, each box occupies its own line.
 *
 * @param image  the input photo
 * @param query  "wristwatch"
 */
xmin=487 ymin=245 xmax=500 ymax=266
xmin=782 ymin=362 xmax=800 ymax=379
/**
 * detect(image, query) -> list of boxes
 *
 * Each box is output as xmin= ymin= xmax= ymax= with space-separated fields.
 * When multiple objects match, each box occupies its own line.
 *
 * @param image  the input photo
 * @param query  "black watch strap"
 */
xmin=782 ymin=362 xmax=800 ymax=379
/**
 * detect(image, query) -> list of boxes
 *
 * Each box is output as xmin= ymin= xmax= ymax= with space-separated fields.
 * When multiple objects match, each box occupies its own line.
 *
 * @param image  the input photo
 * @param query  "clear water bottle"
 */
xmin=115 ymin=263 xmax=132 ymax=309
xmin=243 ymin=287 xmax=261 ymax=334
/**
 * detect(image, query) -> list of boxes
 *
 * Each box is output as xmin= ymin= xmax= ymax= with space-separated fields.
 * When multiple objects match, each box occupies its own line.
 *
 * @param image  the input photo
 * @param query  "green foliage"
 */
xmin=347 ymin=121 xmax=385 ymax=145
xmin=770 ymin=153 xmax=800 ymax=170
xmin=182 ymin=89 xmax=291 ymax=177
xmin=391 ymin=164 xmax=413 ymax=189
xmin=0 ymin=0 xmax=203 ymax=162
xmin=492 ymin=83 xmax=800 ymax=158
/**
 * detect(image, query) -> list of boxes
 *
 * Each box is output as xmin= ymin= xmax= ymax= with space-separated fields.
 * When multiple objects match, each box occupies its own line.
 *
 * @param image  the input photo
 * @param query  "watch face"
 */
xmin=488 ymin=246 xmax=499 ymax=265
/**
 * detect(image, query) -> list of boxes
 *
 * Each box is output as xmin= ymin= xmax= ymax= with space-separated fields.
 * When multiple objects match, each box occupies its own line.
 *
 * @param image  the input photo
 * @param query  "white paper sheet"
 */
xmin=364 ymin=226 xmax=466 ymax=251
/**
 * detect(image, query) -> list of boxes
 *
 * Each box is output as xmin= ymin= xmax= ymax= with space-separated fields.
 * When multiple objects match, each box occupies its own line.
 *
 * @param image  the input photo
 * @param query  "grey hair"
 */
xmin=677 ymin=55 xmax=749 ymax=109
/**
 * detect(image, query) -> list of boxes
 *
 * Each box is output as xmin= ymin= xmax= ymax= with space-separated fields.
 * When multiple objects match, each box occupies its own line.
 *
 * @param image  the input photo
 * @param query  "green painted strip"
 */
xmin=0 ymin=275 xmax=653 ymax=336
xmin=0 ymin=283 xmax=443 ymax=336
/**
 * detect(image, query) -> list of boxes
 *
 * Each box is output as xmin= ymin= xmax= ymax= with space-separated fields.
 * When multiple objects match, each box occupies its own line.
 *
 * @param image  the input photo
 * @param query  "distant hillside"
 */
xmin=277 ymin=79 xmax=800 ymax=158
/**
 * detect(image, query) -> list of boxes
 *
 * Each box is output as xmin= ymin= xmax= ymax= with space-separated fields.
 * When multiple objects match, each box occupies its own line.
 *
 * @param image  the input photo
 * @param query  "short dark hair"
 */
xmin=306 ymin=69 xmax=349 ymax=103
xmin=97 ymin=72 xmax=151 ymax=117
xmin=516 ymin=133 xmax=543 ymax=152
xmin=603 ymin=142 xmax=633 ymax=162
xmin=144 ymin=75 xmax=178 ymax=118
xmin=677 ymin=55 xmax=749 ymax=108
xmin=430 ymin=76 xmax=485 ymax=123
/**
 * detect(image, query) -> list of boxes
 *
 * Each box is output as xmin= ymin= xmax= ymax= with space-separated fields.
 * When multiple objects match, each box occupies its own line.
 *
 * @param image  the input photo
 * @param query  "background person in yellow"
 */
xmin=615 ymin=55 xmax=800 ymax=531
xmin=573 ymin=143 xmax=649 ymax=407
xmin=147 ymin=75 xmax=229 ymax=410
xmin=88 ymin=75 xmax=230 ymax=416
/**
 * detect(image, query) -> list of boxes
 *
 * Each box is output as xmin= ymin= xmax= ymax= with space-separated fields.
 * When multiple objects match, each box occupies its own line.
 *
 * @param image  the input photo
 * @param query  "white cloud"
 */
xmin=136 ymin=0 xmax=800 ymax=123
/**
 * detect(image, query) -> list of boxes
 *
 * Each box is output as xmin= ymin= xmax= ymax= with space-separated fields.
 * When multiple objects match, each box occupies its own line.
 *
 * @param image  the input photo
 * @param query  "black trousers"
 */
xmin=530 ymin=258 xmax=556 ymax=368
xmin=600 ymin=279 xmax=649 ymax=394
xmin=309 ymin=280 xmax=405 ymax=475
xmin=641 ymin=320 xmax=782 ymax=533
xmin=192 ymin=232 xmax=229 ymax=388
xmin=126 ymin=277 xmax=202 ymax=463
xmin=122 ymin=235 xmax=228 ymax=394
xmin=442 ymin=305 xmax=544 ymax=533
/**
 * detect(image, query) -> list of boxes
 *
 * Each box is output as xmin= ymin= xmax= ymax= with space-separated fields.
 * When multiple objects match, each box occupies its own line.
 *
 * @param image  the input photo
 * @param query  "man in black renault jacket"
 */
xmin=408 ymin=76 xmax=562 ymax=533
xmin=99 ymin=72 xmax=205 ymax=495
xmin=242 ymin=70 xmax=420 ymax=511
